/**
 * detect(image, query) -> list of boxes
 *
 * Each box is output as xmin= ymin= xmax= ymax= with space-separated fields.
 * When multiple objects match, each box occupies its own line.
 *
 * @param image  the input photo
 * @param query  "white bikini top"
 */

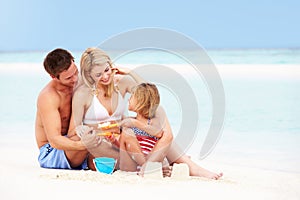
xmin=83 ymin=91 xmax=126 ymax=125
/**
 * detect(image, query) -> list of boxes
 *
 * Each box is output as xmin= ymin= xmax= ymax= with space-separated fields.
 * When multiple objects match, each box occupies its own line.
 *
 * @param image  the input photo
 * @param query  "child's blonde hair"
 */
xmin=131 ymin=83 xmax=160 ymax=119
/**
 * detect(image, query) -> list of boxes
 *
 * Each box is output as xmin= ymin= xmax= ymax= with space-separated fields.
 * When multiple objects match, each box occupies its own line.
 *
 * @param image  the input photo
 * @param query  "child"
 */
xmin=119 ymin=83 xmax=170 ymax=174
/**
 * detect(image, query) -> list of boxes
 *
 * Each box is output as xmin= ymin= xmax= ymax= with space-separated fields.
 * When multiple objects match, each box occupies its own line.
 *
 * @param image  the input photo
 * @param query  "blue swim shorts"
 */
xmin=38 ymin=143 xmax=88 ymax=170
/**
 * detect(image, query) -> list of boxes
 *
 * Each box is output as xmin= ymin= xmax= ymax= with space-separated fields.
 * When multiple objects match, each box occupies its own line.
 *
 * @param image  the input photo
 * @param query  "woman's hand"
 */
xmin=113 ymin=67 xmax=144 ymax=84
xmin=112 ymin=67 xmax=131 ymax=75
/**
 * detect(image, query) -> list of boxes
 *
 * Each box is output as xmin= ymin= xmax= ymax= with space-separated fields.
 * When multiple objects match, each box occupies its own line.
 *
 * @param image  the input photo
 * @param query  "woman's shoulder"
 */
xmin=73 ymin=84 xmax=92 ymax=99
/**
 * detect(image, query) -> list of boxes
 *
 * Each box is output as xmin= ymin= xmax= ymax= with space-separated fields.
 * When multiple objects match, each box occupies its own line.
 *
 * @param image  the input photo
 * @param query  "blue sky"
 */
xmin=0 ymin=0 xmax=299 ymax=51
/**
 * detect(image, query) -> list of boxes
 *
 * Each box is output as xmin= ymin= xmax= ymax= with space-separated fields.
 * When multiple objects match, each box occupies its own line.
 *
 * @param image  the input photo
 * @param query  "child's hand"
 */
xmin=105 ymin=134 xmax=120 ymax=148
xmin=154 ymin=130 xmax=164 ymax=138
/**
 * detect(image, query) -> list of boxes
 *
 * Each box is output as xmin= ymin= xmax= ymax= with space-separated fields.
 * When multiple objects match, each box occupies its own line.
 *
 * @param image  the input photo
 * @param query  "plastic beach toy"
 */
xmin=93 ymin=157 xmax=116 ymax=174
xmin=96 ymin=132 xmax=119 ymax=137
xmin=98 ymin=122 xmax=119 ymax=130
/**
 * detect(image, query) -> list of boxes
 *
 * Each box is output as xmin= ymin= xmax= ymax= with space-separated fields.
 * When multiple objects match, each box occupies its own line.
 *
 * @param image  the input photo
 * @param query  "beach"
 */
xmin=1 ymin=130 xmax=299 ymax=200
xmin=0 ymin=61 xmax=299 ymax=200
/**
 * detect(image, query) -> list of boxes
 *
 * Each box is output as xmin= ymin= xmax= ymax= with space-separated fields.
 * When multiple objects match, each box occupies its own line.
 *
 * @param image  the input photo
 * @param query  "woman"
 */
xmin=68 ymin=47 xmax=222 ymax=179
xmin=68 ymin=47 xmax=167 ymax=169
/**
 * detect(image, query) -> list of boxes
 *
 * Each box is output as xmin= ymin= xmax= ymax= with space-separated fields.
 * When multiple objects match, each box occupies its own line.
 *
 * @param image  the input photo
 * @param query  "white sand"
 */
xmin=0 ymin=135 xmax=299 ymax=200
xmin=1 ymin=63 xmax=300 ymax=199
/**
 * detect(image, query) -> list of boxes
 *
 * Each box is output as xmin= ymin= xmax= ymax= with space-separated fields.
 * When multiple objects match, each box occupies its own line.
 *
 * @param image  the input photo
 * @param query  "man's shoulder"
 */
xmin=37 ymin=82 xmax=60 ymax=105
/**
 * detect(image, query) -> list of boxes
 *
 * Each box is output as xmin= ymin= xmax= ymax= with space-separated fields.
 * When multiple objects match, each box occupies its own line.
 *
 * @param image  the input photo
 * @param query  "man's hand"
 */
xmin=75 ymin=125 xmax=91 ymax=138
xmin=79 ymin=126 xmax=102 ymax=149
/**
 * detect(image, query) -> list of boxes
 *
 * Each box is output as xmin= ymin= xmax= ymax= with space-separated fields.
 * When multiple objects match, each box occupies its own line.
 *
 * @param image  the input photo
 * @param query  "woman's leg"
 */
xmin=167 ymin=142 xmax=223 ymax=179
xmin=65 ymin=132 xmax=119 ymax=169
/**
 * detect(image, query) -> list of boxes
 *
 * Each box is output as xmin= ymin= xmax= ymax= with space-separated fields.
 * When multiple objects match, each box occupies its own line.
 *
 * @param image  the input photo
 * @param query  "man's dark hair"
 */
xmin=43 ymin=48 xmax=74 ymax=79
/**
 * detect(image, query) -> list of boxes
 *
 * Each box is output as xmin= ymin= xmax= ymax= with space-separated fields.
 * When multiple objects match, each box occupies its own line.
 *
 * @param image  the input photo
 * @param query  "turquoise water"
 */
xmin=0 ymin=49 xmax=299 ymax=173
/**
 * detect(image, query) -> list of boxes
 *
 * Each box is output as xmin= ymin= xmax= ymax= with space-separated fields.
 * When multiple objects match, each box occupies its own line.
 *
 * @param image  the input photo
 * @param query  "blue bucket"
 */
xmin=93 ymin=157 xmax=116 ymax=174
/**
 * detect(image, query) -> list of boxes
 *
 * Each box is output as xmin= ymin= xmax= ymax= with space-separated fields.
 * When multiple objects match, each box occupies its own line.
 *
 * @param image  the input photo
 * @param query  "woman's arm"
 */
xmin=127 ymin=70 xmax=145 ymax=84
xmin=114 ymin=67 xmax=145 ymax=84
xmin=145 ymin=113 xmax=173 ymax=162
xmin=67 ymin=86 xmax=91 ymax=136
xmin=113 ymin=67 xmax=145 ymax=96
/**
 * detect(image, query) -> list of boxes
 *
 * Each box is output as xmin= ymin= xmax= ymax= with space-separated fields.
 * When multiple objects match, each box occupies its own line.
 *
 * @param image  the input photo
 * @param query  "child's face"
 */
xmin=128 ymin=94 xmax=137 ymax=112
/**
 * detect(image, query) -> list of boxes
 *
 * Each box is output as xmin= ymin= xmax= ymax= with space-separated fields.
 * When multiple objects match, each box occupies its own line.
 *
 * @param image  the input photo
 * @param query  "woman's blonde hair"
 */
xmin=80 ymin=47 xmax=115 ymax=97
xmin=132 ymin=83 xmax=160 ymax=119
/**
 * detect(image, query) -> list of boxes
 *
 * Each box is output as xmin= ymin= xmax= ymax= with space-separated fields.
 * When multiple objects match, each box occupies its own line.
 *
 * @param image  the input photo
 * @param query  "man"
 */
xmin=35 ymin=48 xmax=96 ymax=169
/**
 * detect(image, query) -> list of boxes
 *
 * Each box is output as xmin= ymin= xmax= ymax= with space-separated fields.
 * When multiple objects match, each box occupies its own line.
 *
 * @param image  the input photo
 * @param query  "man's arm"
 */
xmin=38 ymin=93 xmax=85 ymax=151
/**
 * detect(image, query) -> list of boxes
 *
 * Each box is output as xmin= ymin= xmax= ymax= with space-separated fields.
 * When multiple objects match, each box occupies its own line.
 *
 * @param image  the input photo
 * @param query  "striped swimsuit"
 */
xmin=131 ymin=120 xmax=158 ymax=155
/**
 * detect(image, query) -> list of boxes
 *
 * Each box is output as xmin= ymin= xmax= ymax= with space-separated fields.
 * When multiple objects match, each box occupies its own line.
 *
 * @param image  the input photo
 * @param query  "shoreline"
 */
xmin=0 ymin=63 xmax=300 ymax=78
xmin=0 ymin=63 xmax=299 ymax=86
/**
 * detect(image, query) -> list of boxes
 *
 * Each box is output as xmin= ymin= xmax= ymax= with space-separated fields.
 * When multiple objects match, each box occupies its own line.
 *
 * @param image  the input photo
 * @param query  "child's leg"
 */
xmin=119 ymin=127 xmax=146 ymax=171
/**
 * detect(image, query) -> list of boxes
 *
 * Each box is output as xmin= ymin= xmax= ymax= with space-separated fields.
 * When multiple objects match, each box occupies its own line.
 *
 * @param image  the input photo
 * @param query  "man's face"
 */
xmin=58 ymin=61 xmax=79 ymax=88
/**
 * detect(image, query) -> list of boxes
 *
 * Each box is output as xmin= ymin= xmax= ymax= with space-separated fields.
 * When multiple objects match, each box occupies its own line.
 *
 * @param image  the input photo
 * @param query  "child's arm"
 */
xmin=120 ymin=106 xmax=166 ymax=138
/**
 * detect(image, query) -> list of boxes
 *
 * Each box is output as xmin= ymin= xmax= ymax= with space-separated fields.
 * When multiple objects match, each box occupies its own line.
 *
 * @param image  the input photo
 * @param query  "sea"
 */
xmin=0 ymin=48 xmax=299 ymax=173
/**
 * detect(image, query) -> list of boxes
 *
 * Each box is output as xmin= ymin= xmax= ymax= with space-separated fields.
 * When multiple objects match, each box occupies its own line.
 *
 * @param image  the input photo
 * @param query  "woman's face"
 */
xmin=90 ymin=62 xmax=113 ymax=86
